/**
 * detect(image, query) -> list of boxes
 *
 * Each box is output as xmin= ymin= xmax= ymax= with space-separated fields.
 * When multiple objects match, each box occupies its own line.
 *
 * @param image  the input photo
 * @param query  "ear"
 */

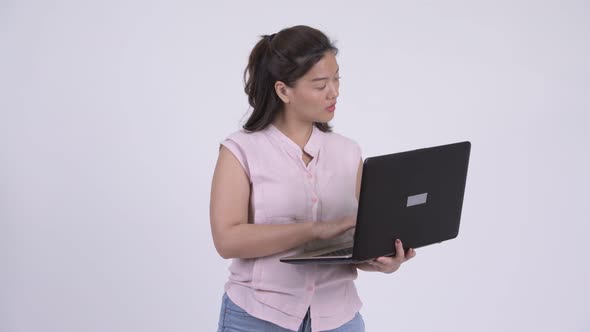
xmin=274 ymin=81 xmax=291 ymax=104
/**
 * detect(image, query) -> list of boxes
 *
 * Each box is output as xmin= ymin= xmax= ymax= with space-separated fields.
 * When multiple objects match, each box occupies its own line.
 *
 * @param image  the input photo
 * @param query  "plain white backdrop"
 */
xmin=1 ymin=0 xmax=588 ymax=331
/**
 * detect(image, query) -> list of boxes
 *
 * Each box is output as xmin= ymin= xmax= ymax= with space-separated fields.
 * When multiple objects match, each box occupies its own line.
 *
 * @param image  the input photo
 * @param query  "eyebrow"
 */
xmin=310 ymin=67 xmax=340 ymax=82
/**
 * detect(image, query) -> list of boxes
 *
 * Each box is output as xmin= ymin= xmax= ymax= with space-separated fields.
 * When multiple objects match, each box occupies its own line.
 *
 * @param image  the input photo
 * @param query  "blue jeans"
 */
xmin=217 ymin=292 xmax=365 ymax=332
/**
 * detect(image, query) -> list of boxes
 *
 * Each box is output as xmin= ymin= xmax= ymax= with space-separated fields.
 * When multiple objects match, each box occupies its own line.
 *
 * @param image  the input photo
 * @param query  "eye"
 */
xmin=316 ymin=77 xmax=341 ymax=90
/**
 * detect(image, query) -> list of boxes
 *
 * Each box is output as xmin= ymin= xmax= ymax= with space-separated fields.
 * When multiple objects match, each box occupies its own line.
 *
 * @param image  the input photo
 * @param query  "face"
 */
xmin=275 ymin=51 xmax=340 ymax=124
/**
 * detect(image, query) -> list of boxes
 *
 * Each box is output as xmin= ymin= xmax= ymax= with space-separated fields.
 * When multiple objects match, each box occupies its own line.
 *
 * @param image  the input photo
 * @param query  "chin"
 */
xmin=311 ymin=113 xmax=334 ymax=124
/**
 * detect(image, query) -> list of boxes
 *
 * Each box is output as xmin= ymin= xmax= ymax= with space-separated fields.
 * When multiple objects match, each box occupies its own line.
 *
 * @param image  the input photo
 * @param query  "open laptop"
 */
xmin=280 ymin=141 xmax=471 ymax=265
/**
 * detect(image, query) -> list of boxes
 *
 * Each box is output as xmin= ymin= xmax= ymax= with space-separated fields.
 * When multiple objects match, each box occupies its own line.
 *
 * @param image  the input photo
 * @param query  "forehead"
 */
xmin=302 ymin=52 xmax=339 ymax=81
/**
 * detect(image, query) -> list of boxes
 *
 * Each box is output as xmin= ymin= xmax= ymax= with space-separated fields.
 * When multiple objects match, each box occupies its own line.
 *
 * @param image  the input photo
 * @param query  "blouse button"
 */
xmin=307 ymin=173 xmax=313 ymax=179
xmin=311 ymin=197 xmax=318 ymax=203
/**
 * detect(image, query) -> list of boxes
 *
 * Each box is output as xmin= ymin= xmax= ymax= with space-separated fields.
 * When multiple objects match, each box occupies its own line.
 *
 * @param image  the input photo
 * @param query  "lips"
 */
xmin=325 ymin=103 xmax=336 ymax=110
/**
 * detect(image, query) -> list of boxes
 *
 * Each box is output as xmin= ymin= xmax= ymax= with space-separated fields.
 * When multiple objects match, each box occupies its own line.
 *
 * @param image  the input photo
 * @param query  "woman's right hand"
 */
xmin=312 ymin=216 xmax=357 ymax=241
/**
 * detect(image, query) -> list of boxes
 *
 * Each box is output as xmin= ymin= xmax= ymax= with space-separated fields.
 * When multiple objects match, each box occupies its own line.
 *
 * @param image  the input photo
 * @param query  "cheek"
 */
xmin=300 ymin=92 xmax=325 ymax=109
xmin=292 ymin=90 xmax=328 ymax=119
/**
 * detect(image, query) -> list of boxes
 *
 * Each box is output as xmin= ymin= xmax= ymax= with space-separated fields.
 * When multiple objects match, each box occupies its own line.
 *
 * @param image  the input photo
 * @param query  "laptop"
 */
xmin=280 ymin=141 xmax=471 ymax=265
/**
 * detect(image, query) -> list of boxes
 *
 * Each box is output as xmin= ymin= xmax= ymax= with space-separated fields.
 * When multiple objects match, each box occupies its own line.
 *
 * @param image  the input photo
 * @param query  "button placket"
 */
xmin=303 ymin=170 xmax=317 ymax=221
xmin=310 ymin=190 xmax=319 ymax=220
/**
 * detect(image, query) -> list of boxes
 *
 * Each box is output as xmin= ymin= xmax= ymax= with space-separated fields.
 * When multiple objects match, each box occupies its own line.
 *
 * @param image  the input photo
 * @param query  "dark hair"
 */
xmin=242 ymin=25 xmax=338 ymax=133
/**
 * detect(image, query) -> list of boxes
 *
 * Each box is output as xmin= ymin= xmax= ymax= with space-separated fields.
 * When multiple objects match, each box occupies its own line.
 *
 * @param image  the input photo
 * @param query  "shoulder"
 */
xmin=221 ymin=128 xmax=271 ymax=150
xmin=224 ymin=128 xmax=265 ymax=142
xmin=219 ymin=129 xmax=268 ymax=181
xmin=322 ymin=130 xmax=362 ymax=155
xmin=220 ymin=127 xmax=272 ymax=161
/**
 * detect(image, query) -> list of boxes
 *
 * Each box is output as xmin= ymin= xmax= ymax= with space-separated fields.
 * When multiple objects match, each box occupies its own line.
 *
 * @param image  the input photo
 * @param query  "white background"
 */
xmin=1 ymin=1 xmax=588 ymax=331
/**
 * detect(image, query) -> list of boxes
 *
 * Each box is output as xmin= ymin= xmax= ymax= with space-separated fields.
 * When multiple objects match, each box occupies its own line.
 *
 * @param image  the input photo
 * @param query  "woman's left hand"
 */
xmin=354 ymin=239 xmax=416 ymax=274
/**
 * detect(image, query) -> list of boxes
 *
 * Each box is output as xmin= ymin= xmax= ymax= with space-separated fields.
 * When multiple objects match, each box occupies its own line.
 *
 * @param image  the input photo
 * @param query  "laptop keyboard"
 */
xmin=316 ymin=247 xmax=353 ymax=257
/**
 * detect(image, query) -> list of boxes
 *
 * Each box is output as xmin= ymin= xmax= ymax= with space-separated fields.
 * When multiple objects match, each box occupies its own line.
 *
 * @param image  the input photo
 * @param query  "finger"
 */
xmin=367 ymin=260 xmax=385 ymax=271
xmin=377 ymin=257 xmax=401 ymax=272
xmin=407 ymin=248 xmax=416 ymax=260
xmin=395 ymin=239 xmax=406 ymax=261
xmin=369 ymin=260 xmax=388 ymax=273
xmin=355 ymin=262 xmax=377 ymax=271
xmin=373 ymin=257 xmax=399 ymax=274
xmin=375 ymin=256 xmax=394 ymax=265
xmin=344 ymin=218 xmax=356 ymax=229
xmin=370 ymin=261 xmax=383 ymax=271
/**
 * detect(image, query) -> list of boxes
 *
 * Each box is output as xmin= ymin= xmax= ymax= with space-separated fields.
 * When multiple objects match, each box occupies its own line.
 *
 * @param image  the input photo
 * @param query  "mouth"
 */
xmin=325 ymin=103 xmax=336 ymax=111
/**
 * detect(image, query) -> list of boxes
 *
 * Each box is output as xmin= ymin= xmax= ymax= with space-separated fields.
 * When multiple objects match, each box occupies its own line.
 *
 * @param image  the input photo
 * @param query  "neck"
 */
xmin=272 ymin=114 xmax=314 ymax=150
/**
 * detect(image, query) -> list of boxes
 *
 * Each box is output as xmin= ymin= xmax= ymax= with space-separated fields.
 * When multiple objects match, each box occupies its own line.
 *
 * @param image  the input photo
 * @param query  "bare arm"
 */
xmin=210 ymin=145 xmax=353 ymax=259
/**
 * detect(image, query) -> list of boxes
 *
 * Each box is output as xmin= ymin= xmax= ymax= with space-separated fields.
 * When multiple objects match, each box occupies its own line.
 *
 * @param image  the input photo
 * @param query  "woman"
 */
xmin=210 ymin=25 xmax=416 ymax=332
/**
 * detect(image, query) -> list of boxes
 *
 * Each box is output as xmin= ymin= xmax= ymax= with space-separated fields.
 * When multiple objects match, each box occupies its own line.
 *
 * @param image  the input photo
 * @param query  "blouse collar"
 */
xmin=266 ymin=123 xmax=323 ymax=158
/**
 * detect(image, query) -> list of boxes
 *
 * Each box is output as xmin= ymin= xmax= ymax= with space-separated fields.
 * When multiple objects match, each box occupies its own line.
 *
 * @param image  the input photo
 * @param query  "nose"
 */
xmin=328 ymin=82 xmax=339 ymax=99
